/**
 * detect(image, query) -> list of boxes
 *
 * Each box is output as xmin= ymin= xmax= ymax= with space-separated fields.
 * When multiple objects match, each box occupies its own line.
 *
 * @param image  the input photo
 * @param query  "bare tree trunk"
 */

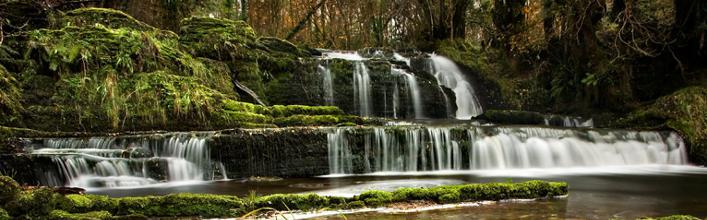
xmin=286 ymin=0 xmax=327 ymax=40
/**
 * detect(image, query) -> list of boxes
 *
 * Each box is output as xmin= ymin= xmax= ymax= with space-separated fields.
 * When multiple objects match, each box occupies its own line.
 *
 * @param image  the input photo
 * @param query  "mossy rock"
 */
xmin=270 ymin=105 xmax=344 ymax=117
xmin=179 ymin=17 xmax=260 ymax=61
xmin=48 ymin=210 xmax=113 ymax=220
xmin=0 ymin=208 xmax=8 ymax=220
xmin=5 ymin=188 xmax=58 ymax=218
xmin=639 ymin=215 xmax=702 ymax=220
xmin=0 ymin=176 xmax=21 ymax=204
xmin=620 ymin=86 xmax=707 ymax=164
xmin=58 ymin=8 xmax=157 ymax=31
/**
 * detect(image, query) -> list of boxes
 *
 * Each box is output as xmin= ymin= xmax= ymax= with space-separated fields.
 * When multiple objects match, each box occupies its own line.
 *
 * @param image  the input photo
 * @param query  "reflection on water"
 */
xmin=90 ymin=166 xmax=707 ymax=219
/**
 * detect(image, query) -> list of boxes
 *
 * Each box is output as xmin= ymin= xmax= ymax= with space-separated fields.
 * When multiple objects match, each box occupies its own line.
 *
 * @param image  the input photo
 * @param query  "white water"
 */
xmin=318 ymin=64 xmax=335 ymax=105
xmin=391 ymin=68 xmax=424 ymax=119
xmin=327 ymin=126 xmax=688 ymax=174
xmin=544 ymin=116 xmax=594 ymax=128
xmin=428 ymin=54 xmax=483 ymax=119
xmin=31 ymin=134 xmax=224 ymax=188
xmin=353 ymin=61 xmax=373 ymax=117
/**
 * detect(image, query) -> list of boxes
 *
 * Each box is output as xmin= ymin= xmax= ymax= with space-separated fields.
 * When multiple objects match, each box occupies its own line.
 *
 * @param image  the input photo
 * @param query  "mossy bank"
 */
xmin=0 ymin=176 xmax=567 ymax=219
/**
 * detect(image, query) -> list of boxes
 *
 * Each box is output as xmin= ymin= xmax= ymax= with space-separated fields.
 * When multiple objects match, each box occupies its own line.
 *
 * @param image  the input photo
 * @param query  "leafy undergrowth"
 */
xmin=0 ymin=7 xmax=360 ymax=132
xmin=0 ymin=176 xmax=567 ymax=219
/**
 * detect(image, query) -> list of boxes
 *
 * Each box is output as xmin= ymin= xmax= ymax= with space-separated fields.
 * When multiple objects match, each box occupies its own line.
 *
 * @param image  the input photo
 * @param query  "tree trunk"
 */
xmin=240 ymin=0 xmax=248 ymax=22
xmin=286 ymin=0 xmax=327 ymax=40
xmin=451 ymin=0 xmax=470 ymax=38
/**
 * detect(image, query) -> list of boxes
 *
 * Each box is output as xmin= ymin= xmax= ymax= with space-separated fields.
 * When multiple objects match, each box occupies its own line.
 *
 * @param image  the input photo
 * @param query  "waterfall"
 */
xmin=31 ymin=133 xmax=222 ymax=188
xmin=318 ymin=64 xmax=335 ymax=105
xmin=327 ymin=126 xmax=688 ymax=174
xmin=428 ymin=54 xmax=483 ymax=119
xmin=391 ymin=67 xmax=424 ymax=119
xmin=353 ymin=61 xmax=372 ymax=117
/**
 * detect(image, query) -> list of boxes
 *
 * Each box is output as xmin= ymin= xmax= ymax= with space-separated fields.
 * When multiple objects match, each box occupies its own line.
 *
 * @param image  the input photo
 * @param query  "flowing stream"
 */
xmin=327 ymin=126 xmax=687 ymax=174
xmin=29 ymin=133 xmax=226 ymax=188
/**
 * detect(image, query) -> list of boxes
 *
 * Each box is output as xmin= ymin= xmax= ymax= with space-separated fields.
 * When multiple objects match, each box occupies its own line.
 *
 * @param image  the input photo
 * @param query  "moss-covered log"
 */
xmin=1 ymin=176 xmax=567 ymax=219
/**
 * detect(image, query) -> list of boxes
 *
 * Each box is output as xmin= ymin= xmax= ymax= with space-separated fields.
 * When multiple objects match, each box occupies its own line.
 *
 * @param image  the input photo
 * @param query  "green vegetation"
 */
xmin=639 ymin=215 xmax=702 ymax=220
xmin=48 ymin=210 xmax=113 ymax=220
xmin=0 ymin=8 xmax=366 ymax=132
xmin=0 ymin=208 xmax=8 ymax=220
xmin=0 ymin=176 xmax=21 ymax=204
xmin=0 ymin=176 xmax=567 ymax=219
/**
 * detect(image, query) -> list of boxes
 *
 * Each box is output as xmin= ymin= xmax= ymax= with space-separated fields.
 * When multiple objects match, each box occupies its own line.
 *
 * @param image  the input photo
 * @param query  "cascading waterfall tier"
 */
xmin=29 ymin=133 xmax=226 ymax=188
xmin=427 ymin=54 xmax=483 ymax=119
xmin=327 ymin=126 xmax=687 ymax=174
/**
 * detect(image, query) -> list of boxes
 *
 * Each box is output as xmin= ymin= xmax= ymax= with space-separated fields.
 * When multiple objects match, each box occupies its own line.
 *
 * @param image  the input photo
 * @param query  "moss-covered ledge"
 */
xmin=0 ymin=177 xmax=567 ymax=219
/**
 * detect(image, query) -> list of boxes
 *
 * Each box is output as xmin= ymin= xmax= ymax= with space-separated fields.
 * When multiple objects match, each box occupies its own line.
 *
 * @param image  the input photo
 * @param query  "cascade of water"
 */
xmin=31 ymin=134 xmax=221 ymax=188
xmin=393 ymin=52 xmax=411 ymax=67
xmin=392 ymin=68 xmax=424 ymax=119
xmin=544 ymin=116 xmax=594 ymax=128
xmin=328 ymin=129 xmax=354 ymax=174
xmin=327 ymin=126 xmax=688 ymax=174
xmin=318 ymin=64 xmax=335 ymax=105
xmin=353 ymin=61 xmax=372 ymax=117
xmin=428 ymin=54 xmax=483 ymax=119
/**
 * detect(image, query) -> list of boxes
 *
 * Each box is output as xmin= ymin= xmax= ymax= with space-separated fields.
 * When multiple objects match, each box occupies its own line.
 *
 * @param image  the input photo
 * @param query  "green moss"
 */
xmin=2 ymin=180 xmax=565 ymax=218
xmin=5 ymin=188 xmax=58 ymax=218
xmin=48 ymin=210 xmax=113 ymax=220
xmin=222 ymin=99 xmax=270 ymax=114
xmin=254 ymin=193 xmax=343 ymax=211
xmin=0 ymin=208 xmax=8 ymax=220
xmin=273 ymin=115 xmax=343 ymax=127
xmin=57 ymin=194 xmax=118 ymax=214
xmin=0 ymin=176 xmax=21 ymax=204
xmin=179 ymin=17 xmax=259 ymax=61
xmin=270 ymin=105 xmax=344 ymax=117
xmin=357 ymin=190 xmax=393 ymax=206
xmin=58 ymin=8 xmax=157 ymax=31
xmin=0 ymin=65 xmax=22 ymax=123
xmin=640 ymin=215 xmax=702 ymax=220
xmin=222 ymin=111 xmax=273 ymax=124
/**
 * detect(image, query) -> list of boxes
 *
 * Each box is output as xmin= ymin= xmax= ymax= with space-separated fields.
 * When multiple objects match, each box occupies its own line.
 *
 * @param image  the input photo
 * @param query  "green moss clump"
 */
xmin=0 ymin=208 xmax=8 ymax=220
xmin=2 ymin=180 xmax=566 ymax=218
xmin=0 ymin=176 xmax=21 ymax=204
xmin=273 ymin=115 xmax=341 ymax=127
xmin=57 ymin=194 xmax=118 ymax=214
xmin=222 ymin=99 xmax=270 ymax=114
xmin=254 ymin=193 xmax=343 ymax=211
xmin=48 ymin=210 xmax=113 ymax=220
xmin=58 ymin=8 xmax=157 ymax=31
xmin=640 ymin=215 xmax=702 ymax=220
xmin=5 ymin=188 xmax=58 ymax=218
xmin=357 ymin=190 xmax=393 ymax=206
xmin=477 ymin=110 xmax=546 ymax=125
xmin=270 ymin=105 xmax=344 ymax=117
